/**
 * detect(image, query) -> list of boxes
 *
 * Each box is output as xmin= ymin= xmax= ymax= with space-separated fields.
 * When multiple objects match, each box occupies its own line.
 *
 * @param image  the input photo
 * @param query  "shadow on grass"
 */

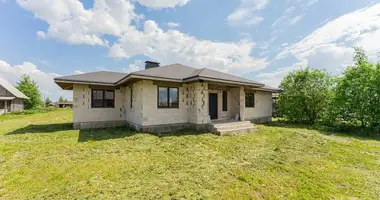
xmin=264 ymin=120 xmax=380 ymax=141
xmin=6 ymin=123 xmax=73 ymax=135
xmin=78 ymin=127 xmax=207 ymax=142
xmin=7 ymin=123 xmax=208 ymax=142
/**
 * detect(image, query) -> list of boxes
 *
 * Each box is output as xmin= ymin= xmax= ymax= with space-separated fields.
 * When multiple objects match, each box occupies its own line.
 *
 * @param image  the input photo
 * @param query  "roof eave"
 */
xmin=183 ymin=76 xmax=265 ymax=87
xmin=116 ymin=74 xmax=183 ymax=85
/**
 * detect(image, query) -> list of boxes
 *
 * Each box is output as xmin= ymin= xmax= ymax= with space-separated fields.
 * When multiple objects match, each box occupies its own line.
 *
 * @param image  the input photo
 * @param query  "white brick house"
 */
xmin=54 ymin=62 xmax=280 ymax=134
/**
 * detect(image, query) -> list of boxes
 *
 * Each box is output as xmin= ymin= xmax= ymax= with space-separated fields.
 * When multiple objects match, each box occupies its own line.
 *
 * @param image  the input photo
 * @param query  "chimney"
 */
xmin=145 ymin=61 xmax=160 ymax=69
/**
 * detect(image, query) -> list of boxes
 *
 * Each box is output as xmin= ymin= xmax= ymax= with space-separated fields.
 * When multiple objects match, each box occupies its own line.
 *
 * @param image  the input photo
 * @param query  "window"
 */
xmin=91 ymin=89 xmax=115 ymax=108
xmin=245 ymin=93 xmax=255 ymax=108
xmin=222 ymin=91 xmax=227 ymax=111
xmin=158 ymin=87 xmax=179 ymax=108
xmin=130 ymin=86 xmax=133 ymax=108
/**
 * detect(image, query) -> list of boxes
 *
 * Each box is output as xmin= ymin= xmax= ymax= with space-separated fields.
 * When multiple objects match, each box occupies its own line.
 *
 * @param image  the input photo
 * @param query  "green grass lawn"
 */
xmin=1 ymin=109 xmax=380 ymax=199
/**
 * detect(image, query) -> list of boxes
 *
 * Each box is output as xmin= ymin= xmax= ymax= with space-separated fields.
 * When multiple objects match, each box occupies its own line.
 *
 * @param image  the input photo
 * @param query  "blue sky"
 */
xmin=0 ymin=0 xmax=379 ymax=100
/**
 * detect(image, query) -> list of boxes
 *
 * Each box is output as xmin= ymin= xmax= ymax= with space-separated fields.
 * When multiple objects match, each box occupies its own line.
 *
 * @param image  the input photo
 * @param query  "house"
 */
xmin=54 ymin=62 xmax=281 ymax=134
xmin=57 ymin=102 xmax=73 ymax=108
xmin=0 ymin=78 xmax=29 ymax=115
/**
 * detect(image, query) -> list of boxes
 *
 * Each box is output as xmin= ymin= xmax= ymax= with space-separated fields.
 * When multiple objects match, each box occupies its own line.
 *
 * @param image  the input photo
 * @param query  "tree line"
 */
xmin=278 ymin=47 xmax=380 ymax=132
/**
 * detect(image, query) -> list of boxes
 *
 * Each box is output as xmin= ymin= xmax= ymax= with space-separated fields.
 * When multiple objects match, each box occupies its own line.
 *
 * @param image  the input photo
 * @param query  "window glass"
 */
xmin=92 ymin=90 xmax=104 ymax=108
xmin=169 ymin=88 xmax=179 ymax=108
xmin=245 ymin=93 xmax=255 ymax=108
xmin=222 ymin=91 xmax=227 ymax=111
xmin=130 ymin=86 xmax=133 ymax=108
xmin=105 ymin=90 xmax=115 ymax=108
xmin=91 ymin=89 xmax=115 ymax=108
xmin=158 ymin=87 xmax=168 ymax=108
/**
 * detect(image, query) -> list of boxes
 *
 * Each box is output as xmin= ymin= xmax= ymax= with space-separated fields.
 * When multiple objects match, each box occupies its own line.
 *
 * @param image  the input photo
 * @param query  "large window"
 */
xmin=91 ymin=89 xmax=115 ymax=108
xmin=158 ymin=87 xmax=179 ymax=108
xmin=222 ymin=91 xmax=227 ymax=111
xmin=245 ymin=93 xmax=255 ymax=108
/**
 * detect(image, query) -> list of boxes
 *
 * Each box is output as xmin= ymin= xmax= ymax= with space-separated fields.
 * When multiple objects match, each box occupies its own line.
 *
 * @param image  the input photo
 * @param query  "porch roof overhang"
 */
xmin=0 ymin=97 xmax=16 ymax=100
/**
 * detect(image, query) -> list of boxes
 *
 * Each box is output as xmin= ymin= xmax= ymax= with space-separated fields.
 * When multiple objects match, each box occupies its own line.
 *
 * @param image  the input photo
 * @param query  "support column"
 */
xmin=239 ymin=86 xmax=245 ymax=121
xmin=4 ymin=100 xmax=7 ymax=114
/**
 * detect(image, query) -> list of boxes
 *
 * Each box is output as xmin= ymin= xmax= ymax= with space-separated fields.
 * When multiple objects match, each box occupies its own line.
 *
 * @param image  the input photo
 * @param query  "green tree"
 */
xmin=15 ymin=75 xmax=42 ymax=109
xmin=58 ymin=96 xmax=64 ymax=103
xmin=353 ymin=46 xmax=368 ymax=66
xmin=334 ymin=50 xmax=379 ymax=128
xmin=45 ymin=97 xmax=52 ymax=107
xmin=278 ymin=67 xmax=333 ymax=124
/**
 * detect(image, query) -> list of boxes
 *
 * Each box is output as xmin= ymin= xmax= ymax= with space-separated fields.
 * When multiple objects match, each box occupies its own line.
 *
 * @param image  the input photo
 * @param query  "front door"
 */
xmin=209 ymin=93 xmax=218 ymax=120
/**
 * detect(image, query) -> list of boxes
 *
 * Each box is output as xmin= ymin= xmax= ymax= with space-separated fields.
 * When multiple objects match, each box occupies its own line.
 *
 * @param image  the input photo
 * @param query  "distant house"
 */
xmin=0 ymin=78 xmax=29 ymax=115
xmin=57 ymin=102 xmax=73 ymax=108
xmin=54 ymin=61 xmax=281 ymax=134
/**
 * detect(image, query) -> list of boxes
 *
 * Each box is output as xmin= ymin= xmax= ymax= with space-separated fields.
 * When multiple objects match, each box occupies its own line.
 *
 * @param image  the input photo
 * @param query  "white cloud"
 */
xmin=19 ymin=0 xmax=268 ymax=75
xmin=74 ymin=70 xmax=84 ymax=74
xmin=17 ymin=0 xmax=139 ymax=46
xmin=123 ymin=60 xmax=143 ymax=73
xmin=167 ymin=22 xmax=180 ymax=28
xmin=227 ymin=0 xmax=270 ymax=26
xmin=0 ymin=59 xmax=71 ymax=101
xmin=261 ymin=3 xmax=380 ymax=87
xmin=135 ymin=0 xmax=190 ymax=9
xmin=289 ymin=15 xmax=303 ymax=25
xmin=111 ymin=20 xmax=268 ymax=74
xmin=278 ymin=3 xmax=380 ymax=60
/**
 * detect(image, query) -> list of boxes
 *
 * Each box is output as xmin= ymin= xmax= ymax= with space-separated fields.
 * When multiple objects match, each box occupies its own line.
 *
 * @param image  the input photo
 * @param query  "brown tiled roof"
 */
xmin=54 ymin=63 xmax=280 ymax=91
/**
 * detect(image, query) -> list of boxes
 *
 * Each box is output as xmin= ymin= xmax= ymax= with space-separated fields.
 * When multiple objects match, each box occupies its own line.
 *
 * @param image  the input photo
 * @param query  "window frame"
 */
xmin=91 ymin=89 xmax=115 ymax=108
xmin=245 ymin=93 xmax=255 ymax=108
xmin=222 ymin=91 xmax=228 ymax=111
xmin=157 ymin=86 xmax=179 ymax=109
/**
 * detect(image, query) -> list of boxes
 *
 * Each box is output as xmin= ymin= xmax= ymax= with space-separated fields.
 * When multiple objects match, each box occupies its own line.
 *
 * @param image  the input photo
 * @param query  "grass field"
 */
xmin=0 ymin=109 xmax=380 ymax=199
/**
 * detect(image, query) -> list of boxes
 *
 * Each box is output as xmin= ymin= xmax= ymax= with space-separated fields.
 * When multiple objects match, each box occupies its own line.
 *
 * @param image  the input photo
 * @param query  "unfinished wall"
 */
xmin=72 ymin=84 xmax=125 ymax=127
xmin=245 ymin=91 xmax=273 ymax=121
xmin=125 ymin=81 xmax=144 ymax=128
xmin=141 ymin=80 xmax=188 ymax=126
xmin=188 ymin=82 xmax=209 ymax=124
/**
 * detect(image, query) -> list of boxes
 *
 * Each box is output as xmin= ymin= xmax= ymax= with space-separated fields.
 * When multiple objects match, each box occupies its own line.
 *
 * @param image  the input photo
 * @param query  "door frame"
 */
xmin=208 ymin=93 xmax=218 ymax=120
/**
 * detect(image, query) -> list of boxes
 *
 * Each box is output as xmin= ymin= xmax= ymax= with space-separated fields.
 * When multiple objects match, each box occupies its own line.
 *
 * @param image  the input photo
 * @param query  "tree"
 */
xmin=278 ymin=67 xmax=333 ymax=124
xmin=334 ymin=49 xmax=380 ymax=128
xmin=45 ymin=97 xmax=52 ymax=107
xmin=353 ymin=46 xmax=368 ymax=66
xmin=58 ymin=96 xmax=64 ymax=103
xmin=15 ymin=75 xmax=42 ymax=109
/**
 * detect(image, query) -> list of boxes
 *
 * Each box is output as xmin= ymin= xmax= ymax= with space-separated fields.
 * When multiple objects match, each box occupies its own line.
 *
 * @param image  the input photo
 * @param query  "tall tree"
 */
xmin=45 ymin=97 xmax=52 ymax=107
xmin=15 ymin=75 xmax=42 ymax=109
xmin=58 ymin=96 xmax=64 ymax=103
xmin=334 ymin=48 xmax=379 ymax=128
xmin=278 ymin=67 xmax=333 ymax=124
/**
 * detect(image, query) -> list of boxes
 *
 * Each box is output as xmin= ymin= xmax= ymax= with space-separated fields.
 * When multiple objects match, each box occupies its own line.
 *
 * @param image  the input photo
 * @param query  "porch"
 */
xmin=209 ymin=119 xmax=256 ymax=136
xmin=207 ymin=83 xmax=246 ymax=121
xmin=0 ymin=98 xmax=13 ymax=115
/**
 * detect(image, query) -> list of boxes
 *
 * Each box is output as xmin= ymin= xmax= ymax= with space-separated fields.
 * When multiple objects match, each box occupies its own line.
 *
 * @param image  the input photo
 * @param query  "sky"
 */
xmin=0 ymin=0 xmax=379 ymax=101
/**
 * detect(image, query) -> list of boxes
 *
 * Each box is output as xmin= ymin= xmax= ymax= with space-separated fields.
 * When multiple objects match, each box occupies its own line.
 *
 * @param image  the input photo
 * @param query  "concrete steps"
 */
xmin=211 ymin=120 xmax=256 ymax=136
